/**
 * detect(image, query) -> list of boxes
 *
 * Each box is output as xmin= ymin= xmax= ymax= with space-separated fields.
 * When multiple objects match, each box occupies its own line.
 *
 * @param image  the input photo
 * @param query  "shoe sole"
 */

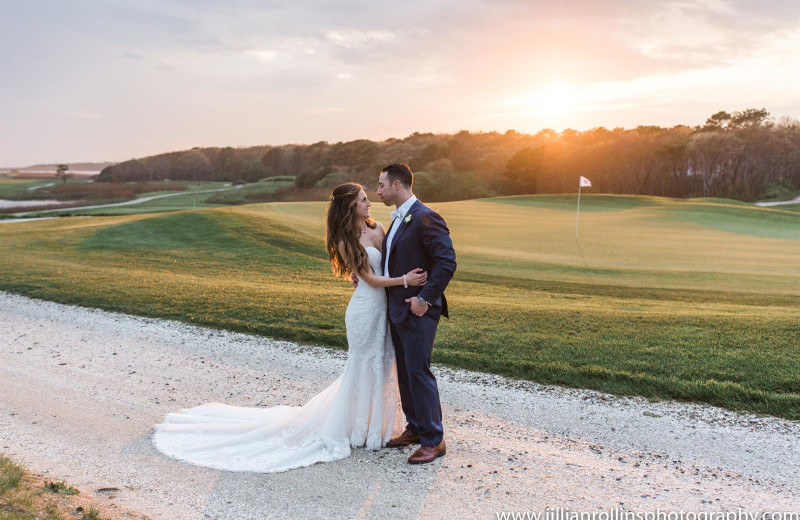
xmin=407 ymin=449 xmax=446 ymax=464
xmin=386 ymin=440 xmax=420 ymax=448
xmin=386 ymin=436 xmax=421 ymax=448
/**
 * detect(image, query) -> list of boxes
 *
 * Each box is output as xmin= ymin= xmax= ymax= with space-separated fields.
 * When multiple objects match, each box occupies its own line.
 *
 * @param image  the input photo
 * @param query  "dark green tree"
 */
xmin=261 ymin=148 xmax=283 ymax=176
xmin=730 ymin=108 xmax=769 ymax=129
xmin=704 ymin=111 xmax=732 ymax=131
xmin=56 ymin=164 xmax=70 ymax=184
xmin=217 ymin=147 xmax=237 ymax=174
xmin=505 ymin=146 xmax=544 ymax=193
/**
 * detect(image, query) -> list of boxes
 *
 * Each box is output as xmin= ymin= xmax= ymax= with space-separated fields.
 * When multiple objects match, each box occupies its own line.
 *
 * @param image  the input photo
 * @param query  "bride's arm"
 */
xmin=338 ymin=242 xmax=426 ymax=288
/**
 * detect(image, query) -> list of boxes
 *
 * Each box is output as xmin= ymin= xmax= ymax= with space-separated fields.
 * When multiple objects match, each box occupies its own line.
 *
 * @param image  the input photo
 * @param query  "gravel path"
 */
xmin=26 ymin=181 xmax=57 ymax=191
xmin=1 ymin=291 xmax=798 ymax=519
xmin=755 ymin=195 xmax=800 ymax=207
xmin=0 ymin=198 xmax=72 ymax=208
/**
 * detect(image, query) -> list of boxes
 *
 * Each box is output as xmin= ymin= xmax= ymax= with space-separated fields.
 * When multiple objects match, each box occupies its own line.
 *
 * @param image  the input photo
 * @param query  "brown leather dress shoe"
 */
xmin=408 ymin=439 xmax=446 ymax=464
xmin=386 ymin=428 xmax=421 ymax=448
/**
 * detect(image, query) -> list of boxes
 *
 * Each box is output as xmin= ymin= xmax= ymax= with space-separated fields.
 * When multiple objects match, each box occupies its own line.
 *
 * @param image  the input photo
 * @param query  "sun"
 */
xmin=530 ymin=87 xmax=576 ymax=115
xmin=510 ymin=85 xmax=584 ymax=117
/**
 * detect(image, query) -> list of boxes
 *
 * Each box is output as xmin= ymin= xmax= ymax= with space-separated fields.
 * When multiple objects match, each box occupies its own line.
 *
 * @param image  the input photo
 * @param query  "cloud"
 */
xmin=122 ymin=51 xmax=144 ymax=60
xmin=154 ymin=61 xmax=177 ymax=72
xmin=324 ymin=29 xmax=399 ymax=48
xmin=244 ymin=49 xmax=278 ymax=62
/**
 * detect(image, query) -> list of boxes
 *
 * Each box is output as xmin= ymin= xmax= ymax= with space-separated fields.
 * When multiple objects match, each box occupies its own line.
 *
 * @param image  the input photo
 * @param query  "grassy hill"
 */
xmin=0 ymin=180 xmax=293 ymax=217
xmin=1 ymin=194 xmax=798 ymax=419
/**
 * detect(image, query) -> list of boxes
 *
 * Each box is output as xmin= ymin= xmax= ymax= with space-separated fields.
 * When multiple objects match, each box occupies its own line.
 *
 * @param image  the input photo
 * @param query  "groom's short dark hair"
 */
xmin=381 ymin=163 xmax=413 ymax=188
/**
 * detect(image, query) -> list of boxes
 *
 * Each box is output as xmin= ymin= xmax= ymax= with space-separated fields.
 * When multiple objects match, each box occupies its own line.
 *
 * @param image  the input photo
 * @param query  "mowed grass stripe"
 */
xmin=1 ymin=195 xmax=798 ymax=419
xmin=253 ymin=196 xmax=798 ymax=294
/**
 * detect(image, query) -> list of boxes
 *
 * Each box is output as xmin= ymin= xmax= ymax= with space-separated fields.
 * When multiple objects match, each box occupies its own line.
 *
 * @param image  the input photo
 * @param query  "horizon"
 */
xmin=1 ymin=1 xmax=798 ymax=166
xmin=0 ymin=116 xmax=772 ymax=169
xmin=1 ymin=113 xmax=791 ymax=170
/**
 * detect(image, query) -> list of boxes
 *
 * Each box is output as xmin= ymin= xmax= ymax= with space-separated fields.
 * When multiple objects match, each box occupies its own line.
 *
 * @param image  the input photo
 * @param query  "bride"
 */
xmin=151 ymin=182 xmax=427 ymax=472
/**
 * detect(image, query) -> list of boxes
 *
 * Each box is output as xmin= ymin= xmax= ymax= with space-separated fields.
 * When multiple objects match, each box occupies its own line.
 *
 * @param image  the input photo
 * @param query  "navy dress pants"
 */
xmin=390 ymin=313 xmax=444 ymax=447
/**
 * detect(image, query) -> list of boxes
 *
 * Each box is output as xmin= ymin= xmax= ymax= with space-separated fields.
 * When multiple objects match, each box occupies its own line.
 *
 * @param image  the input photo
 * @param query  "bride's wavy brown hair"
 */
xmin=326 ymin=183 xmax=376 ymax=279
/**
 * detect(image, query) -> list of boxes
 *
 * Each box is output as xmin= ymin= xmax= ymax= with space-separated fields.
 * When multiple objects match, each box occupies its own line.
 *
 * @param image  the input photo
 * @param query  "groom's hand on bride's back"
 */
xmin=351 ymin=272 xmax=359 ymax=288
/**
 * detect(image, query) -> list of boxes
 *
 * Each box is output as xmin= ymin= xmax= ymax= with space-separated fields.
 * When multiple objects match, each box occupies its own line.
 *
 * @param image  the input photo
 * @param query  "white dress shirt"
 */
xmin=384 ymin=195 xmax=417 ymax=276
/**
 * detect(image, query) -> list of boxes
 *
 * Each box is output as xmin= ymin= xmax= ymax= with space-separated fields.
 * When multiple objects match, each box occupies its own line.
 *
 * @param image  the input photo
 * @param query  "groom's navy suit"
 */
xmin=382 ymin=199 xmax=456 ymax=447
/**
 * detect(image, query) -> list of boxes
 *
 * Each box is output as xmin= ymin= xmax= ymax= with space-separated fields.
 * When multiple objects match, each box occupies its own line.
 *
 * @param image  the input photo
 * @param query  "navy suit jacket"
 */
xmin=382 ymin=200 xmax=456 ymax=325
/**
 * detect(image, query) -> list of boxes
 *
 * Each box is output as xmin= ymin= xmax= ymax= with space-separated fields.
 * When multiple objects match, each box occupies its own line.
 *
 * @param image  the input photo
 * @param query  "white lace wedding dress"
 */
xmin=152 ymin=246 xmax=401 ymax=472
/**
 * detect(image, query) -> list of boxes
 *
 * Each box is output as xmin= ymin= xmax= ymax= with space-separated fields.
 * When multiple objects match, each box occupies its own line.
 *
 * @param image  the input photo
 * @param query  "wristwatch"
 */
xmin=417 ymin=296 xmax=431 ymax=307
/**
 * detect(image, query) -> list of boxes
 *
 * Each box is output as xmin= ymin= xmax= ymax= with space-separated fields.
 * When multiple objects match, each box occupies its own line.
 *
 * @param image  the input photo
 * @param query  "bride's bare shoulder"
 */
xmin=370 ymin=222 xmax=385 ymax=249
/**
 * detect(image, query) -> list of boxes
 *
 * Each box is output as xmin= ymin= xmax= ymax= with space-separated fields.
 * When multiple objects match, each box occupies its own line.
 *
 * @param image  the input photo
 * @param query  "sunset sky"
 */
xmin=1 ymin=0 xmax=798 ymax=166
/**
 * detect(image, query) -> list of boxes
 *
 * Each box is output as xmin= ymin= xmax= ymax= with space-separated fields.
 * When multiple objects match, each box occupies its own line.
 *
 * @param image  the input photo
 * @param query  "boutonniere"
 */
xmin=403 ymin=214 xmax=413 ymax=224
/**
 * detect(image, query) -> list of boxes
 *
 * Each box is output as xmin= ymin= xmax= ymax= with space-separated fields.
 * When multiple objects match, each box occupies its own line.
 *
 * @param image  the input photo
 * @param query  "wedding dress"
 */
xmin=152 ymin=246 xmax=401 ymax=472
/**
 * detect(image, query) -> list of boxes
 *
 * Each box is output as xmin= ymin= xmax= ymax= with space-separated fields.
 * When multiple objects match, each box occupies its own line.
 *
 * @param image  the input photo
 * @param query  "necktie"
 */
xmin=391 ymin=209 xmax=402 ymax=221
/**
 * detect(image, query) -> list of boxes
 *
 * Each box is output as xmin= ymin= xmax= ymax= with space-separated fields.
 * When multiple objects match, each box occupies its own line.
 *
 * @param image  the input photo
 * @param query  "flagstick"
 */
xmin=575 ymin=184 xmax=582 ymax=239
xmin=575 ymin=180 xmax=587 ymax=266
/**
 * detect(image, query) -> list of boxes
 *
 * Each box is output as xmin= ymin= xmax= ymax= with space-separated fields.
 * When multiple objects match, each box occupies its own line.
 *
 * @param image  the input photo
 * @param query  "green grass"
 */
xmin=488 ymin=193 xmax=660 ymax=211
xmin=81 ymin=509 xmax=102 ymax=520
xmin=672 ymin=202 xmax=800 ymax=239
xmin=204 ymin=180 xmax=295 ymax=204
xmin=43 ymin=481 xmax=78 ymax=496
xmin=1 ymin=194 xmax=798 ymax=419
xmin=0 ymin=457 xmax=25 ymax=495
xmin=10 ymin=182 xmax=246 ymax=217
xmin=0 ymin=456 xmax=106 ymax=519
xmin=0 ymin=178 xmax=80 ymax=199
xmin=771 ymin=202 xmax=800 ymax=212
xmin=69 ymin=189 xmax=229 ymax=215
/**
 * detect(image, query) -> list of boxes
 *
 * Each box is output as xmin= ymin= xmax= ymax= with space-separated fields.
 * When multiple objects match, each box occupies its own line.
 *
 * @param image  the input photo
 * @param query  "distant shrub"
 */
xmin=244 ymin=186 xmax=329 ymax=202
xmin=260 ymin=176 xmax=296 ymax=182
xmin=759 ymin=181 xmax=797 ymax=202
xmin=134 ymin=182 xmax=187 ymax=194
xmin=36 ymin=181 xmax=186 ymax=200
xmin=0 ymin=201 xmax=101 ymax=214
xmin=47 ymin=183 xmax=133 ymax=197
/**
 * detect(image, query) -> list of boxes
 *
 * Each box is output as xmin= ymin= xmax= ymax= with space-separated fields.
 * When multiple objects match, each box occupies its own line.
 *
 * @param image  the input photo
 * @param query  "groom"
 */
xmin=377 ymin=163 xmax=456 ymax=464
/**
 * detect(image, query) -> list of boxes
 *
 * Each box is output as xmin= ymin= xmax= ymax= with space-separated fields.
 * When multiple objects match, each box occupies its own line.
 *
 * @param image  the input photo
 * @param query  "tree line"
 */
xmin=96 ymin=108 xmax=800 ymax=202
